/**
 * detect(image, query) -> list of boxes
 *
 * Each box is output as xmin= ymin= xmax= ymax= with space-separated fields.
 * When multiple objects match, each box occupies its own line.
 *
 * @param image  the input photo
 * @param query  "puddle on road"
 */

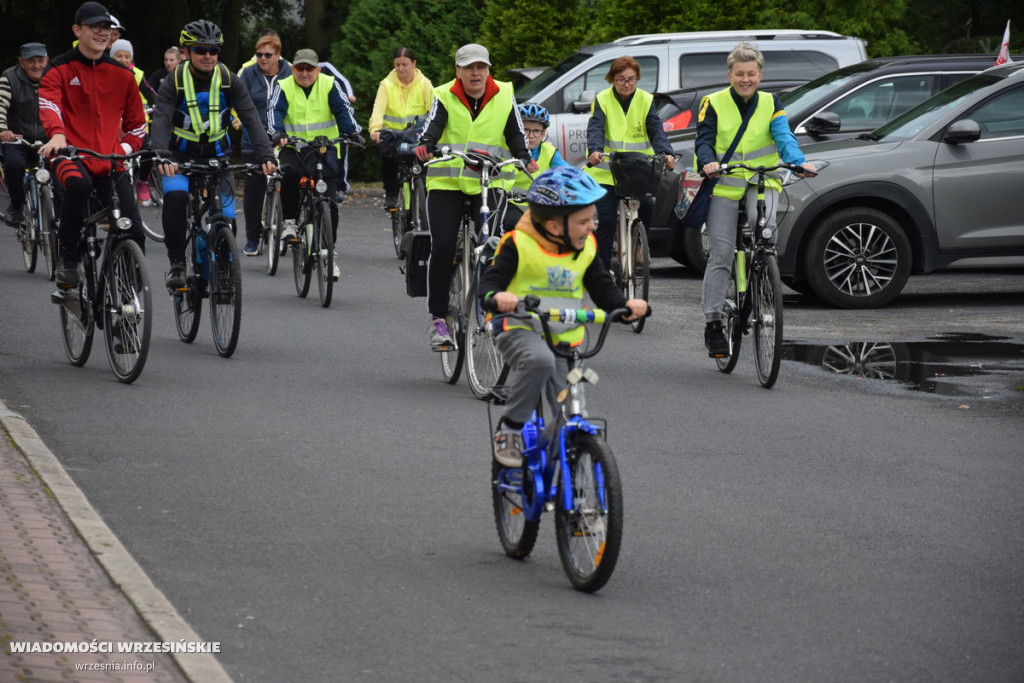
xmin=783 ymin=334 xmax=1024 ymax=398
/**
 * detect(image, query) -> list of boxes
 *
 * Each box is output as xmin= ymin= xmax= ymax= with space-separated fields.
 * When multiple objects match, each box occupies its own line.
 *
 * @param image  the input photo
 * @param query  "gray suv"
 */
xmin=775 ymin=61 xmax=1024 ymax=308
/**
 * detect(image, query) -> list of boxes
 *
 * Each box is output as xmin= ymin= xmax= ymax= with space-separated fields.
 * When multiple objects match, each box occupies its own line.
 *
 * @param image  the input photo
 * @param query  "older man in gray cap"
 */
xmin=0 ymin=42 xmax=49 ymax=226
xmin=413 ymin=43 xmax=537 ymax=350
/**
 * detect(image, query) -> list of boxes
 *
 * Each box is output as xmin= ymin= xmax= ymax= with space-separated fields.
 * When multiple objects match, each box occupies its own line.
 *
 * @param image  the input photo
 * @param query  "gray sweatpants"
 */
xmin=495 ymin=328 xmax=570 ymax=426
xmin=701 ymin=187 xmax=779 ymax=322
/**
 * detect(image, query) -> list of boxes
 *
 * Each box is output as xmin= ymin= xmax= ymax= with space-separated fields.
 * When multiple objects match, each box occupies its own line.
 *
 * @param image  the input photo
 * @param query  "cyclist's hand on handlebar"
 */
xmin=261 ymin=158 xmax=278 ymax=175
xmin=0 ymin=131 xmax=20 ymax=143
xmin=664 ymin=154 xmax=676 ymax=171
xmin=525 ymin=159 xmax=539 ymax=174
xmin=622 ymin=299 xmax=648 ymax=322
xmin=701 ymin=161 xmax=721 ymax=177
xmin=39 ymin=134 xmax=67 ymax=158
xmin=414 ymin=145 xmax=432 ymax=162
xmin=587 ymin=151 xmax=604 ymax=167
xmin=795 ymin=162 xmax=817 ymax=177
xmin=492 ymin=291 xmax=519 ymax=314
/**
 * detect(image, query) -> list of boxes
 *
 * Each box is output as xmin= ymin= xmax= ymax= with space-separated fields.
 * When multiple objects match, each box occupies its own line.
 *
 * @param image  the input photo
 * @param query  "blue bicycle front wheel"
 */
xmin=555 ymin=432 xmax=622 ymax=593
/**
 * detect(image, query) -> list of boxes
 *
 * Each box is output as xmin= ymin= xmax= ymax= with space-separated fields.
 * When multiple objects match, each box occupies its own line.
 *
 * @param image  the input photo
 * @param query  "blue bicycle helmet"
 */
xmin=526 ymin=167 xmax=605 ymax=253
xmin=518 ymin=102 xmax=550 ymax=127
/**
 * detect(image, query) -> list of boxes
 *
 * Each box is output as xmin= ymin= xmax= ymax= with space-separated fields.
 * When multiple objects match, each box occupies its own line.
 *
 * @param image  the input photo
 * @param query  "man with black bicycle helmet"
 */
xmin=480 ymin=166 xmax=647 ymax=467
xmin=151 ymin=19 xmax=277 ymax=288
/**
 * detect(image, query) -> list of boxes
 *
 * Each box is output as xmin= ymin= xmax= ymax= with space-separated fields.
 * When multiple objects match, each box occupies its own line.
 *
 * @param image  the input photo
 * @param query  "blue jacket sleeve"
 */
xmin=587 ymin=99 xmax=607 ymax=156
xmin=328 ymin=81 xmax=361 ymax=134
xmin=694 ymin=98 xmax=719 ymax=168
xmin=770 ymin=115 xmax=805 ymax=165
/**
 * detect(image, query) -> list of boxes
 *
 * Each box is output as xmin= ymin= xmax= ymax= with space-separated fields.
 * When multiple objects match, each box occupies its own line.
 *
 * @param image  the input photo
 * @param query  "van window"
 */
xmin=558 ymin=56 xmax=659 ymax=113
xmin=679 ymin=51 xmax=840 ymax=89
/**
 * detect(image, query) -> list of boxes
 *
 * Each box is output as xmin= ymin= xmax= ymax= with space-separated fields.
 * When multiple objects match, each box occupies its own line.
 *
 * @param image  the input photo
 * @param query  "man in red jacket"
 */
xmin=39 ymin=1 xmax=147 ymax=286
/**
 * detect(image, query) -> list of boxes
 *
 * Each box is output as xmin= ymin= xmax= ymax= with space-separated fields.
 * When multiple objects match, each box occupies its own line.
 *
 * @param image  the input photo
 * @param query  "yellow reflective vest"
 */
xmin=425 ymin=80 xmax=516 ymax=194
xmin=510 ymin=141 xmax=556 ymax=205
xmin=706 ymin=89 xmax=781 ymax=199
xmin=378 ymin=70 xmax=432 ymax=131
xmin=585 ymin=86 xmax=654 ymax=186
xmin=500 ymin=228 xmax=598 ymax=346
xmin=279 ymin=74 xmax=341 ymax=153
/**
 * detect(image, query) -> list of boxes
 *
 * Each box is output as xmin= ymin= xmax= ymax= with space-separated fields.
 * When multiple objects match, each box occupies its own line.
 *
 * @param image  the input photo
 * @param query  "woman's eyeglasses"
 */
xmin=255 ymin=52 xmax=276 ymax=60
xmin=190 ymin=46 xmax=221 ymax=56
xmin=614 ymin=76 xmax=637 ymax=86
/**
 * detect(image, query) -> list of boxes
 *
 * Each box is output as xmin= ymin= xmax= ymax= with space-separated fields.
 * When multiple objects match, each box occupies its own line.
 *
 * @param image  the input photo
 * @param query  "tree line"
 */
xmin=3 ymin=0 xmax=1020 ymax=181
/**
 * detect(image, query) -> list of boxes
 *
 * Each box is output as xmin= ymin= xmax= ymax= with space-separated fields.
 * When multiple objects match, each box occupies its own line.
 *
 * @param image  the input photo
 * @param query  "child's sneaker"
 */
xmin=137 ymin=181 xmax=152 ymax=206
xmin=493 ymin=428 xmax=524 ymax=468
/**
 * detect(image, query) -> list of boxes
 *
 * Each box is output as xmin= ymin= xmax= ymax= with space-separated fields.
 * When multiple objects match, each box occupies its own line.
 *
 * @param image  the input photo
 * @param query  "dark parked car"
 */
xmin=653 ymin=80 xmax=803 ymax=133
xmin=656 ymin=54 xmax=1018 ymax=269
xmin=774 ymin=61 xmax=1024 ymax=308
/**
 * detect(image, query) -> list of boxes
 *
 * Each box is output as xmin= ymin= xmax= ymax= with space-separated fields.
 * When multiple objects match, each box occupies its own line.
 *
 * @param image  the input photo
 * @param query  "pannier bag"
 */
xmin=400 ymin=230 xmax=430 ymax=297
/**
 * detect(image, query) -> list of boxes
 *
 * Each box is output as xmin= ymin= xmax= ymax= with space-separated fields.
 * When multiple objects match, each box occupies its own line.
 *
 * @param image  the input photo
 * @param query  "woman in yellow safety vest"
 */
xmin=584 ymin=56 xmax=676 ymax=269
xmin=369 ymin=47 xmax=433 ymax=209
xmin=694 ymin=42 xmax=816 ymax=358
xmin=412 ymin=43 xmax=536 ymax=351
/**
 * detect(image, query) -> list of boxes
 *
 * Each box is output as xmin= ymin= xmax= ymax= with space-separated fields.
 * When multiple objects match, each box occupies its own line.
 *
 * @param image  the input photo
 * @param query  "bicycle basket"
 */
xmin=609 ymin=152 xmax=662 ymax=198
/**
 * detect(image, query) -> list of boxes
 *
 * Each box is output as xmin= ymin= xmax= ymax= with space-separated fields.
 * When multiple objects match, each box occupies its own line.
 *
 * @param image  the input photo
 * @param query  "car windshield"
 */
xmin=780 ymin=62 xmax=881 ymax=113
xmin=515 ymin=52 xmax=592 ymax=102
xmin=871 ymin=72 xmax=1004 ymax=141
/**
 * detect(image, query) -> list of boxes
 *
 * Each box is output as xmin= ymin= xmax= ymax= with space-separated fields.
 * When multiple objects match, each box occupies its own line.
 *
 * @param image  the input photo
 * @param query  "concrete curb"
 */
xmin=0 ymin=407 xmax=233 ymax=683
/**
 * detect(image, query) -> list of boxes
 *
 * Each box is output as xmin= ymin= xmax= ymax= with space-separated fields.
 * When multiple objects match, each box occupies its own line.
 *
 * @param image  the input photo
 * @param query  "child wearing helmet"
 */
xmin=503 ymin=102 xmax=570 ymax=230
xmin=480 ymin=166 xmax=648 ymax=467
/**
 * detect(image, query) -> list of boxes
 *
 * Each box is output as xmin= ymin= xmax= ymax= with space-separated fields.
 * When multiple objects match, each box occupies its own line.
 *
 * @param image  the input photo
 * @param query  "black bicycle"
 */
xmin=9 ymin=139 xmax=58 ymax=279
xmin=380 ymin=123 xmax=427 ymax=258
xmin=286 ymin=134 xmax=364 ymax=308
xmin=168 ymin=158 xmax=257 ymax=358
xmin=259 ymin=168 xmax=284 ymax=275
xmin=49 ymin=147 xmax=153 ymax=384
xmin=707 ymin=162 xmax=815 ymax=388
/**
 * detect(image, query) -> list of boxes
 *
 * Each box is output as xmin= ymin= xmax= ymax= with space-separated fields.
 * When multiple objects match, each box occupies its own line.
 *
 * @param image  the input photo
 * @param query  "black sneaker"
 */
xmin=165 ymin=262 xmax=186 ymax=289
xmin=56 ymin=256 xmax=81 ymax=286
xmin=705 ymin=320 xmax=729 ymax=358
xmin=3 ymin=204 xmax=23 ymax=227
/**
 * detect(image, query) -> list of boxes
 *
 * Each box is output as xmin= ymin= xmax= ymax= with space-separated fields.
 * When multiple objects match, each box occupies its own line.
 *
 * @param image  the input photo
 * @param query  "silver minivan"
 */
xmin=515 ymin=30 xmax=868 ymax=165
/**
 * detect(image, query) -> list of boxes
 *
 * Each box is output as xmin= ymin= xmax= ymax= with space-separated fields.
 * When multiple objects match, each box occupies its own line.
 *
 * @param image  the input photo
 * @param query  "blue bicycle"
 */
xmin=487 ymin=295 xmax=649 ymax=592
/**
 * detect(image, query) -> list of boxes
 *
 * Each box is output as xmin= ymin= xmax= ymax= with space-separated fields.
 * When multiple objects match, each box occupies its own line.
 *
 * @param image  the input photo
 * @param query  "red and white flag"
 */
xmin=994 ymin=20 xmax=1012 ymax=66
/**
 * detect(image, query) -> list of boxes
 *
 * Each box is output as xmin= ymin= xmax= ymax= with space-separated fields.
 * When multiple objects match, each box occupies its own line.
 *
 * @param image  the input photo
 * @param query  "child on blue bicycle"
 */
xmin=480 ymin=167 xmax=648 ymax=467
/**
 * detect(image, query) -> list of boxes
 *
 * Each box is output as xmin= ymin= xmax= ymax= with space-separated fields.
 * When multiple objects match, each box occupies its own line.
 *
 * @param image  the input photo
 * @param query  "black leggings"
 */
xmin=52 ymin=158 xmax=144 ymax=255
xmin=425 ymin=188 xmax=505 ymax=319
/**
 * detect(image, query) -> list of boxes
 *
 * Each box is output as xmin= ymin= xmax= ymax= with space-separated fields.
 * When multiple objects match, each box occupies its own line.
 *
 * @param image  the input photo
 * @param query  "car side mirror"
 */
xmin=943 ymin=119 xmax=981 ymax=144
xmin=570 ymin=90 xmax=596 ymax=114
xmin=804 ymin=112 xmax=841 ymax=135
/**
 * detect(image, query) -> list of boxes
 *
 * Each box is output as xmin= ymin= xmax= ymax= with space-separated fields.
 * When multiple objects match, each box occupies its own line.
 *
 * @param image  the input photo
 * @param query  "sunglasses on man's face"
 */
xmin=292 ymin=64 xmax=317 ymax=72
xmin=191 ymin=46 xmax=221 ymax=56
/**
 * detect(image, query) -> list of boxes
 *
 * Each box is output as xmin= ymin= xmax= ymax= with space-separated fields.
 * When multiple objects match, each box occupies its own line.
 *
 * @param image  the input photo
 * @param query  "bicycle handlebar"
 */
xmin=585 ymin=151 xmax=668 ymax=168
xmin=52 ymin=146 xmax=157 ymax=163
xmin=482 ymin=294 xmax=652 ymax=361
xmin=425 ymin=147 xmax=531 ymax=176
xmin=285 ymin=134 xmax=366 ymax=151
xmin=701 ymin=161 xmax=817 ymax=178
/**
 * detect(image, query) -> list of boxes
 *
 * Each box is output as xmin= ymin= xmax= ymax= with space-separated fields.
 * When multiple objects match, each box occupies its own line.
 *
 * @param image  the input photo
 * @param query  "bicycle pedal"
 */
xmin=431 ymin=343 xmax=456 ymax=353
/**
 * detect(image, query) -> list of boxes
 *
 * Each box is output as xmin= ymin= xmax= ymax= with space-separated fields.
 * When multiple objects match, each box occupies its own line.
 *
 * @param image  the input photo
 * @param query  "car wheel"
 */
xmin=683 ymin=224 xmax=707 ymax=274
xmin=805 ymin=207 xmax=911 ymax=309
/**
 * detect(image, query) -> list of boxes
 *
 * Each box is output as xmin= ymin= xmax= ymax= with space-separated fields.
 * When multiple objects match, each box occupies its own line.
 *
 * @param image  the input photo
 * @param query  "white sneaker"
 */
xmin=281 ymin=219 xmax=298 ymax=244
xmin=332 ymin=249 xmax=340 ymax=281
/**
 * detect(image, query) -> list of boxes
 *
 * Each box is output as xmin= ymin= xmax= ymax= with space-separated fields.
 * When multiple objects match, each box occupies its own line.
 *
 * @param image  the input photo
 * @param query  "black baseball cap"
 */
xmin=20 ymin=43 xmax=48 ymax=59
xmin=74 ymin=1 xmax=113 ymax=25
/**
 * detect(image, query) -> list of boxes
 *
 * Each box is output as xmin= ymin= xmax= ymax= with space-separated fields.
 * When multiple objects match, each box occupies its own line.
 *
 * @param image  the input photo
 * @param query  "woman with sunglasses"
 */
xmin=237 ymin=30 xmax=292 ymax=256
xmin=150 ymin=19 xmax=278 ymax=289
xmin=584 ymin=56 xmax=675 ymax=269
